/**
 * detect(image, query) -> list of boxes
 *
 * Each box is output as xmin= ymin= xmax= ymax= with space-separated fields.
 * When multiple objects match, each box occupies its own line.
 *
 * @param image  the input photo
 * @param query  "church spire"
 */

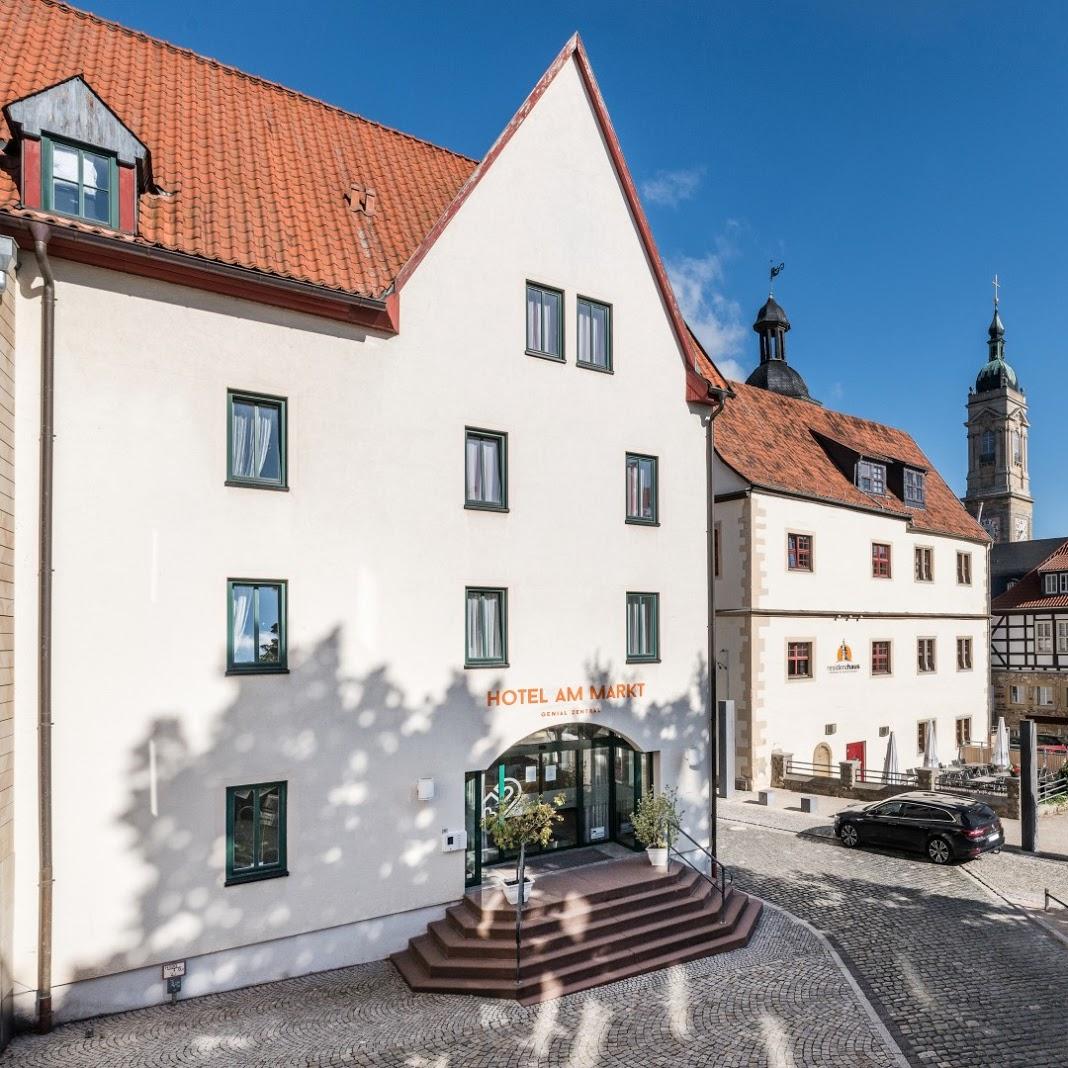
xmin=988 ymin=273 xmax=1005 ymax=361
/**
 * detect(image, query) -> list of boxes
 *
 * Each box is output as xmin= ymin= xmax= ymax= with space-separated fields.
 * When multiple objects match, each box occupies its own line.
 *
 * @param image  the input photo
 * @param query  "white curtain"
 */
xmin=578 ymin=302 xmax=591 ymax=363
xmin=468 ymin=591 xmax=501 ymax=660
xmin=626 ymin=459 xmax=639 ymax=516
xmin=232 ymin=404 xmax=254 ymax=478
xmin=466 ymin=437 xmax=501 ymax=504
xmin=253 ymin=405 xmax=274 ymax=478
xmin=590 ymin=303 xmax=607 ymax=367
xmin=483 ymin=594 xmax=500 ymax=659
xmin=628 ymin=598 xmax=647 ymax=655
xmin=526 ymin=287 xmax=540 ymax=351
xmin=232 ymin=586 xmax=254 ymax=663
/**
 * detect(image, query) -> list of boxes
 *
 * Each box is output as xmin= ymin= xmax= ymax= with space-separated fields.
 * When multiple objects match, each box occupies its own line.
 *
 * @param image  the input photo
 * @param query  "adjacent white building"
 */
xmin=713 ymin=295 xmax=991 ymax=788
xmin=0 ymin=4 xmax=727 ymax=1029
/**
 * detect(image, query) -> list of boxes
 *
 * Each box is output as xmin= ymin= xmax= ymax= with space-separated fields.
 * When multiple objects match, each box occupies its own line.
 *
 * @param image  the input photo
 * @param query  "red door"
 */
xmin=846 ymin=741 xmax=866 ymax=774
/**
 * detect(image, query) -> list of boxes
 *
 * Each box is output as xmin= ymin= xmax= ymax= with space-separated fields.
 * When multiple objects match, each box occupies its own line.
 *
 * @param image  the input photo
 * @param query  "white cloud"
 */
xmin=666 ymin=227 xmax=749 ymax=381
xmin=641 ymin=166 xmax=705 ymax=208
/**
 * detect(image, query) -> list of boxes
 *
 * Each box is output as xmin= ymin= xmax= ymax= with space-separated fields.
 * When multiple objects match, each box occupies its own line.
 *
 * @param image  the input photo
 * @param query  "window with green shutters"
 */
xmin=626 ymin=592 xmax=659 ymax=663
xmin=465 ymin=429 xmax=507 ymax=510
xmin=626 ymin=454 xmax=657 ymax=524
xmin=227 ymin=391 xmax=287 ymax=488
xmin=526 ymin=282 xmax=563 ymax=360
xmin=226 ymin=782 xmax=287 ymax=884
xmin=228 ymin=580 xmax=287 ymax=673
xmin=43 ymin=136 xmax=118 ymax=226
xmin=466 ymin=587 xmax=507 ymax=667
xmin=577 ymin=297 xmax=612 ymax=371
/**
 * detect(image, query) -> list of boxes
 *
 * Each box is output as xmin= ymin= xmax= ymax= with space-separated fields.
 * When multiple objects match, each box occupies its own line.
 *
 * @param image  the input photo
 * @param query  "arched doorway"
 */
xmin=812 ymin=742 xmax=833 ymax=776
xmin=464 ymin=724 xmax=653 ymax=886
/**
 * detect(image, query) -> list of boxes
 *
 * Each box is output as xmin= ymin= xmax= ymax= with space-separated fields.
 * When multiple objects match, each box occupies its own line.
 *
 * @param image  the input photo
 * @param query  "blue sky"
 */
xmin=82 ymin=1 xmax=1065 ymax=534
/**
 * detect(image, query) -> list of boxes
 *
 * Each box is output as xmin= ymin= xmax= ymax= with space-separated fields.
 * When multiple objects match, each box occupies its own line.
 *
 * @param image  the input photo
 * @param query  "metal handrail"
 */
xmin=1045 ymin=889 xmax=1068 ymax=912
xmin=668 ymin=821 xmax=730 ymax=901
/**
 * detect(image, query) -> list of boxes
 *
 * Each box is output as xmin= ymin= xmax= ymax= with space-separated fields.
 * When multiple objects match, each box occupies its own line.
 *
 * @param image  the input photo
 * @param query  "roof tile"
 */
xmin=716 ymin=380 xmax=989 ymax=542
xmin=0 ymin=0 xmax=476 ymax=298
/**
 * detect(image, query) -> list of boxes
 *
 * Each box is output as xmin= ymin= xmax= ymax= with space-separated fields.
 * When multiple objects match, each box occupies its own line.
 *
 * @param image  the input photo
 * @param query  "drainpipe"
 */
xmin=30 ymin=222 xmax=55 ymax=1033
xmin=704 ymin=390 xmax=726 ymax=858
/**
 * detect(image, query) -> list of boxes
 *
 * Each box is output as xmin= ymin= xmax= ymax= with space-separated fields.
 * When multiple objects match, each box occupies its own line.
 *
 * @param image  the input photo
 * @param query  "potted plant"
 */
xmin=631 ymin=788 xmax=680 ymax=869
xmin=481 ymin=793 xmax=564 ymax=905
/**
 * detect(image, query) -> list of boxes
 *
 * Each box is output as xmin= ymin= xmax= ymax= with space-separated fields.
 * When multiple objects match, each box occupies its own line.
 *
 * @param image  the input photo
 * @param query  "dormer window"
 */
xmin=43 ymin=137 xmax=116 ymax=226
xmin=1045 ymin=573 xmax=1068 ymax=595
xmin=856 ymin=460 xmax=886 ymax=496
xmin=903 ymin=468 xmax=926 ymax=508
xmin=5 ymin=76 xmax=147 ymax=235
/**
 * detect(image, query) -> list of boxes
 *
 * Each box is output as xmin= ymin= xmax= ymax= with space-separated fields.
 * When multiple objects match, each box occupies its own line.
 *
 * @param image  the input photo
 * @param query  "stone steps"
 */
xmin=391 ymin=856 xmax=762 ymax=1005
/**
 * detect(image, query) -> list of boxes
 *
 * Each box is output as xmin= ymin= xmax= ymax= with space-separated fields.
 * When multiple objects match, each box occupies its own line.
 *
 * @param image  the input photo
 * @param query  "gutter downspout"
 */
xmin=30 ymin=222 xmax=55 ymax=1034
xmin=704 ymin=389 xmax=727 ymax=858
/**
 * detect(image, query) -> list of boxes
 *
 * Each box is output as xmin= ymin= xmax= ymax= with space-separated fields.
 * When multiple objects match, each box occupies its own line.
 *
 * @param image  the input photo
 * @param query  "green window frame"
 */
xmin=228 ymin=580 xmax=288 ymax=674
xmin=526 ymin=282 xmax=564 ymax=361
xmin=226 ymin=781 xmax=288 ymax=885
xmin=465 ymin=428 xmax=508 ymax=511
xmin=625 ymin=453 xmax=658 ymax=524
xmin=466 ymin=587 xmax=508 ymax=667
xmin=577 ymin=297 xmax=612 ymax=372
xmin=626 ymin=592 xmax=660 ymax=663
xmin=42 ymin=135 xmax=119 ymax=228
xmin=227 ymin=391 xmax=288 ymax=489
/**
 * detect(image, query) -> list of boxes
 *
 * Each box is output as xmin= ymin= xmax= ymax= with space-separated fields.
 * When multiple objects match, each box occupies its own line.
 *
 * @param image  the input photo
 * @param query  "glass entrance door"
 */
xmin=583 ymin=745 xmax=611 ymax=843
xmin=468 ymin=726 xmax=654 ymax=885
xmin=542 ymin=749 xmax=579 ymax=849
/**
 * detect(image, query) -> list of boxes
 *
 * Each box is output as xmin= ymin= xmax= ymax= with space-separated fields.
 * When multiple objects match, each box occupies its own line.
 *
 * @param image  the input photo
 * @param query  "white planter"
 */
xmin=501 ymin=878 xmax=536 ymax=905
xmin=646 ymin=847 xmax=669 ymax=869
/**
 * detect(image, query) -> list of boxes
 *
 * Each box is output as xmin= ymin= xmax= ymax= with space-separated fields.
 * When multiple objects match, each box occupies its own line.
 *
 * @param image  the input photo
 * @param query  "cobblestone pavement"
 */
xmin=718 ymin=799 xmax=1068 ymax=1068
xmin=2 ymin=905 xmax=902 ymax=1068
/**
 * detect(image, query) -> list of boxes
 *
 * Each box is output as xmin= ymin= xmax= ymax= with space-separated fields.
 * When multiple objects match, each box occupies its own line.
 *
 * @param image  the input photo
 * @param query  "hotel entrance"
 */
xmin=464 ymin=724 xmax=653 ymax=887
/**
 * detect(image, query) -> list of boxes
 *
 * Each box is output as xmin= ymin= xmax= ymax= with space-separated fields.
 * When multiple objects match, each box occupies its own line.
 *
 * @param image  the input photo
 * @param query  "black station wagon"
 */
xmin=834 ymin=791 xmax=1004 ymax=864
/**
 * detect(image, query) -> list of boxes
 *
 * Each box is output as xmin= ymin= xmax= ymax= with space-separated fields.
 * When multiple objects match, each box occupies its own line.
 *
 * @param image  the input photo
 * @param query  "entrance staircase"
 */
xmin=391 ymin=855 xmax=762 ymax=1005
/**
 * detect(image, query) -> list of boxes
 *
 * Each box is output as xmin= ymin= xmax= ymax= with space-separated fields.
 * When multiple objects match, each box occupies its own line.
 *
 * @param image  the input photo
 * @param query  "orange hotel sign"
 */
xmin=486 ymin=682 xmax=646 ymax=708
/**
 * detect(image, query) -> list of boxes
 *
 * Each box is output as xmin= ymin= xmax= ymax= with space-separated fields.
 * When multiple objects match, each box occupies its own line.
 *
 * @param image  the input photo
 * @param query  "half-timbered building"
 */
xmin=991 ymin=539 xmax=1068 ymax=741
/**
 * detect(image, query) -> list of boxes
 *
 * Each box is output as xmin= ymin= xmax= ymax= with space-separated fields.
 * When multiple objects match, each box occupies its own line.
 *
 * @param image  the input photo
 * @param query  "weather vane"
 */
xmin=769 ymin=261 xmax=784 ymax=296
xmin=992 ymin=273 xmax=1000 ymax=309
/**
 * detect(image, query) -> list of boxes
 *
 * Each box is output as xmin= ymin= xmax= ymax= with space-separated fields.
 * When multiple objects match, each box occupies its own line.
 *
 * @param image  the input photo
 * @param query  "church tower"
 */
xmin=963 ymin=281 xmax=1032 ymax=542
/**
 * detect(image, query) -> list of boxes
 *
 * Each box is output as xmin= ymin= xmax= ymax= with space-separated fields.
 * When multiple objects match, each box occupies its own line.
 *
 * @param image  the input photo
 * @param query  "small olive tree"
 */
xmin=482 ymin=793 xmax=564 ymax=905
xmin=631 ymin=788 xmax=681 ymax=851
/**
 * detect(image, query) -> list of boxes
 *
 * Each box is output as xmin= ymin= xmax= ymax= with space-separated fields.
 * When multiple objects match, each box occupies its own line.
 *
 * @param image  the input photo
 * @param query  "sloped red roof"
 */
xmin=1037 ymin=543 xmax=1068 ymax=573
xmin=0 ymin=0 xmax=476 ymax=298
xmin=993 ymin=539 xmax=1068 ymax=612
xmin=716 ymin=380 xmax=989 ymax=542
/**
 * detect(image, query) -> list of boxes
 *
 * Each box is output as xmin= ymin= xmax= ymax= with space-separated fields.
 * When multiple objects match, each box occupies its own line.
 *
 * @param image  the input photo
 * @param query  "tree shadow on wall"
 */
xmin=72 ymin=628 xmax=487 ymax=985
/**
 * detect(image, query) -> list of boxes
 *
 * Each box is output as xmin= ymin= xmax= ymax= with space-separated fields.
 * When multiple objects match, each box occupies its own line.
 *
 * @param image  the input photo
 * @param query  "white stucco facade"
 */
xmin=715 ymin=468 xmax=991 ymax=788
xmin=9 ymin=57 xmax=715 ymax=1022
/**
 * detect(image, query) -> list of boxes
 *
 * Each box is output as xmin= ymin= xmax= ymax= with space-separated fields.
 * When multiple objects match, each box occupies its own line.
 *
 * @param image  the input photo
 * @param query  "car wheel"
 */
xmin=927 ymin=836 xmax=952 ymax=865
xmin=839 ymin=822 xmax=860 ymax=848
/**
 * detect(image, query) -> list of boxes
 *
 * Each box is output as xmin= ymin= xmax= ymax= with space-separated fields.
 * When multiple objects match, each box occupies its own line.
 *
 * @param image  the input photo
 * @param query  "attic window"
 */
xmin=43 ymin=137 xmax=116 ymax=226
xmin=903 ymin=469 xmax=926 ymax=508
xmin=856 ymin=460 xmax=886 ymax=496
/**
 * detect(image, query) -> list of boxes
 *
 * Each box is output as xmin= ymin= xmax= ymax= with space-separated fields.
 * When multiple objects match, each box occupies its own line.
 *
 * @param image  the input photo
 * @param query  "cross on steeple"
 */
xmin=992 ymin=273 xmax=1000 ymax=308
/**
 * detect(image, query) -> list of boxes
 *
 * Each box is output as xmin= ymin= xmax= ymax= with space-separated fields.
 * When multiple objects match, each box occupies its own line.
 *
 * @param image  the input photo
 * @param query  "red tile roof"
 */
xmin=0 ymin=0 xmax=476 ymax=298
xmin=0 ymin=3 xmax=728 ymax=399
xmin=715 ymin=380 xmax=989 ymax=542
xmin=1037 ymin=543 xmax=1068 ymax=573
xmin=993 ymin=539 xmax=1068 ymax=612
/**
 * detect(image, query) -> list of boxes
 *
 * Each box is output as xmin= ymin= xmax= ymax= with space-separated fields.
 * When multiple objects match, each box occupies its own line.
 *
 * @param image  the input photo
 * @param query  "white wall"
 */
xmin=12 ymin=55 xmax=712 ymax=1018
xmin=714 ymin=485 xmax=989 ymax=786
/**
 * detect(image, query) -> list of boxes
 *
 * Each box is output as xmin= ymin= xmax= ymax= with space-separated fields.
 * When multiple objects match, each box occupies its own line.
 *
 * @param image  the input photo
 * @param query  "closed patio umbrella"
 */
xmin=923 ymin=719 xmax=940 ymax=769
xmin=992 ymin=716 xmax=1011 ymax=770
xmin=883 ymin=731 xmax=900 ymax=782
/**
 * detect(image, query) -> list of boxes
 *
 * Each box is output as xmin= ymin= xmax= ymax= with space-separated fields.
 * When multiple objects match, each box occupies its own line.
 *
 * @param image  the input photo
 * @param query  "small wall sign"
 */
xmin=161 ymin=960 xmax=186 ymax=980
